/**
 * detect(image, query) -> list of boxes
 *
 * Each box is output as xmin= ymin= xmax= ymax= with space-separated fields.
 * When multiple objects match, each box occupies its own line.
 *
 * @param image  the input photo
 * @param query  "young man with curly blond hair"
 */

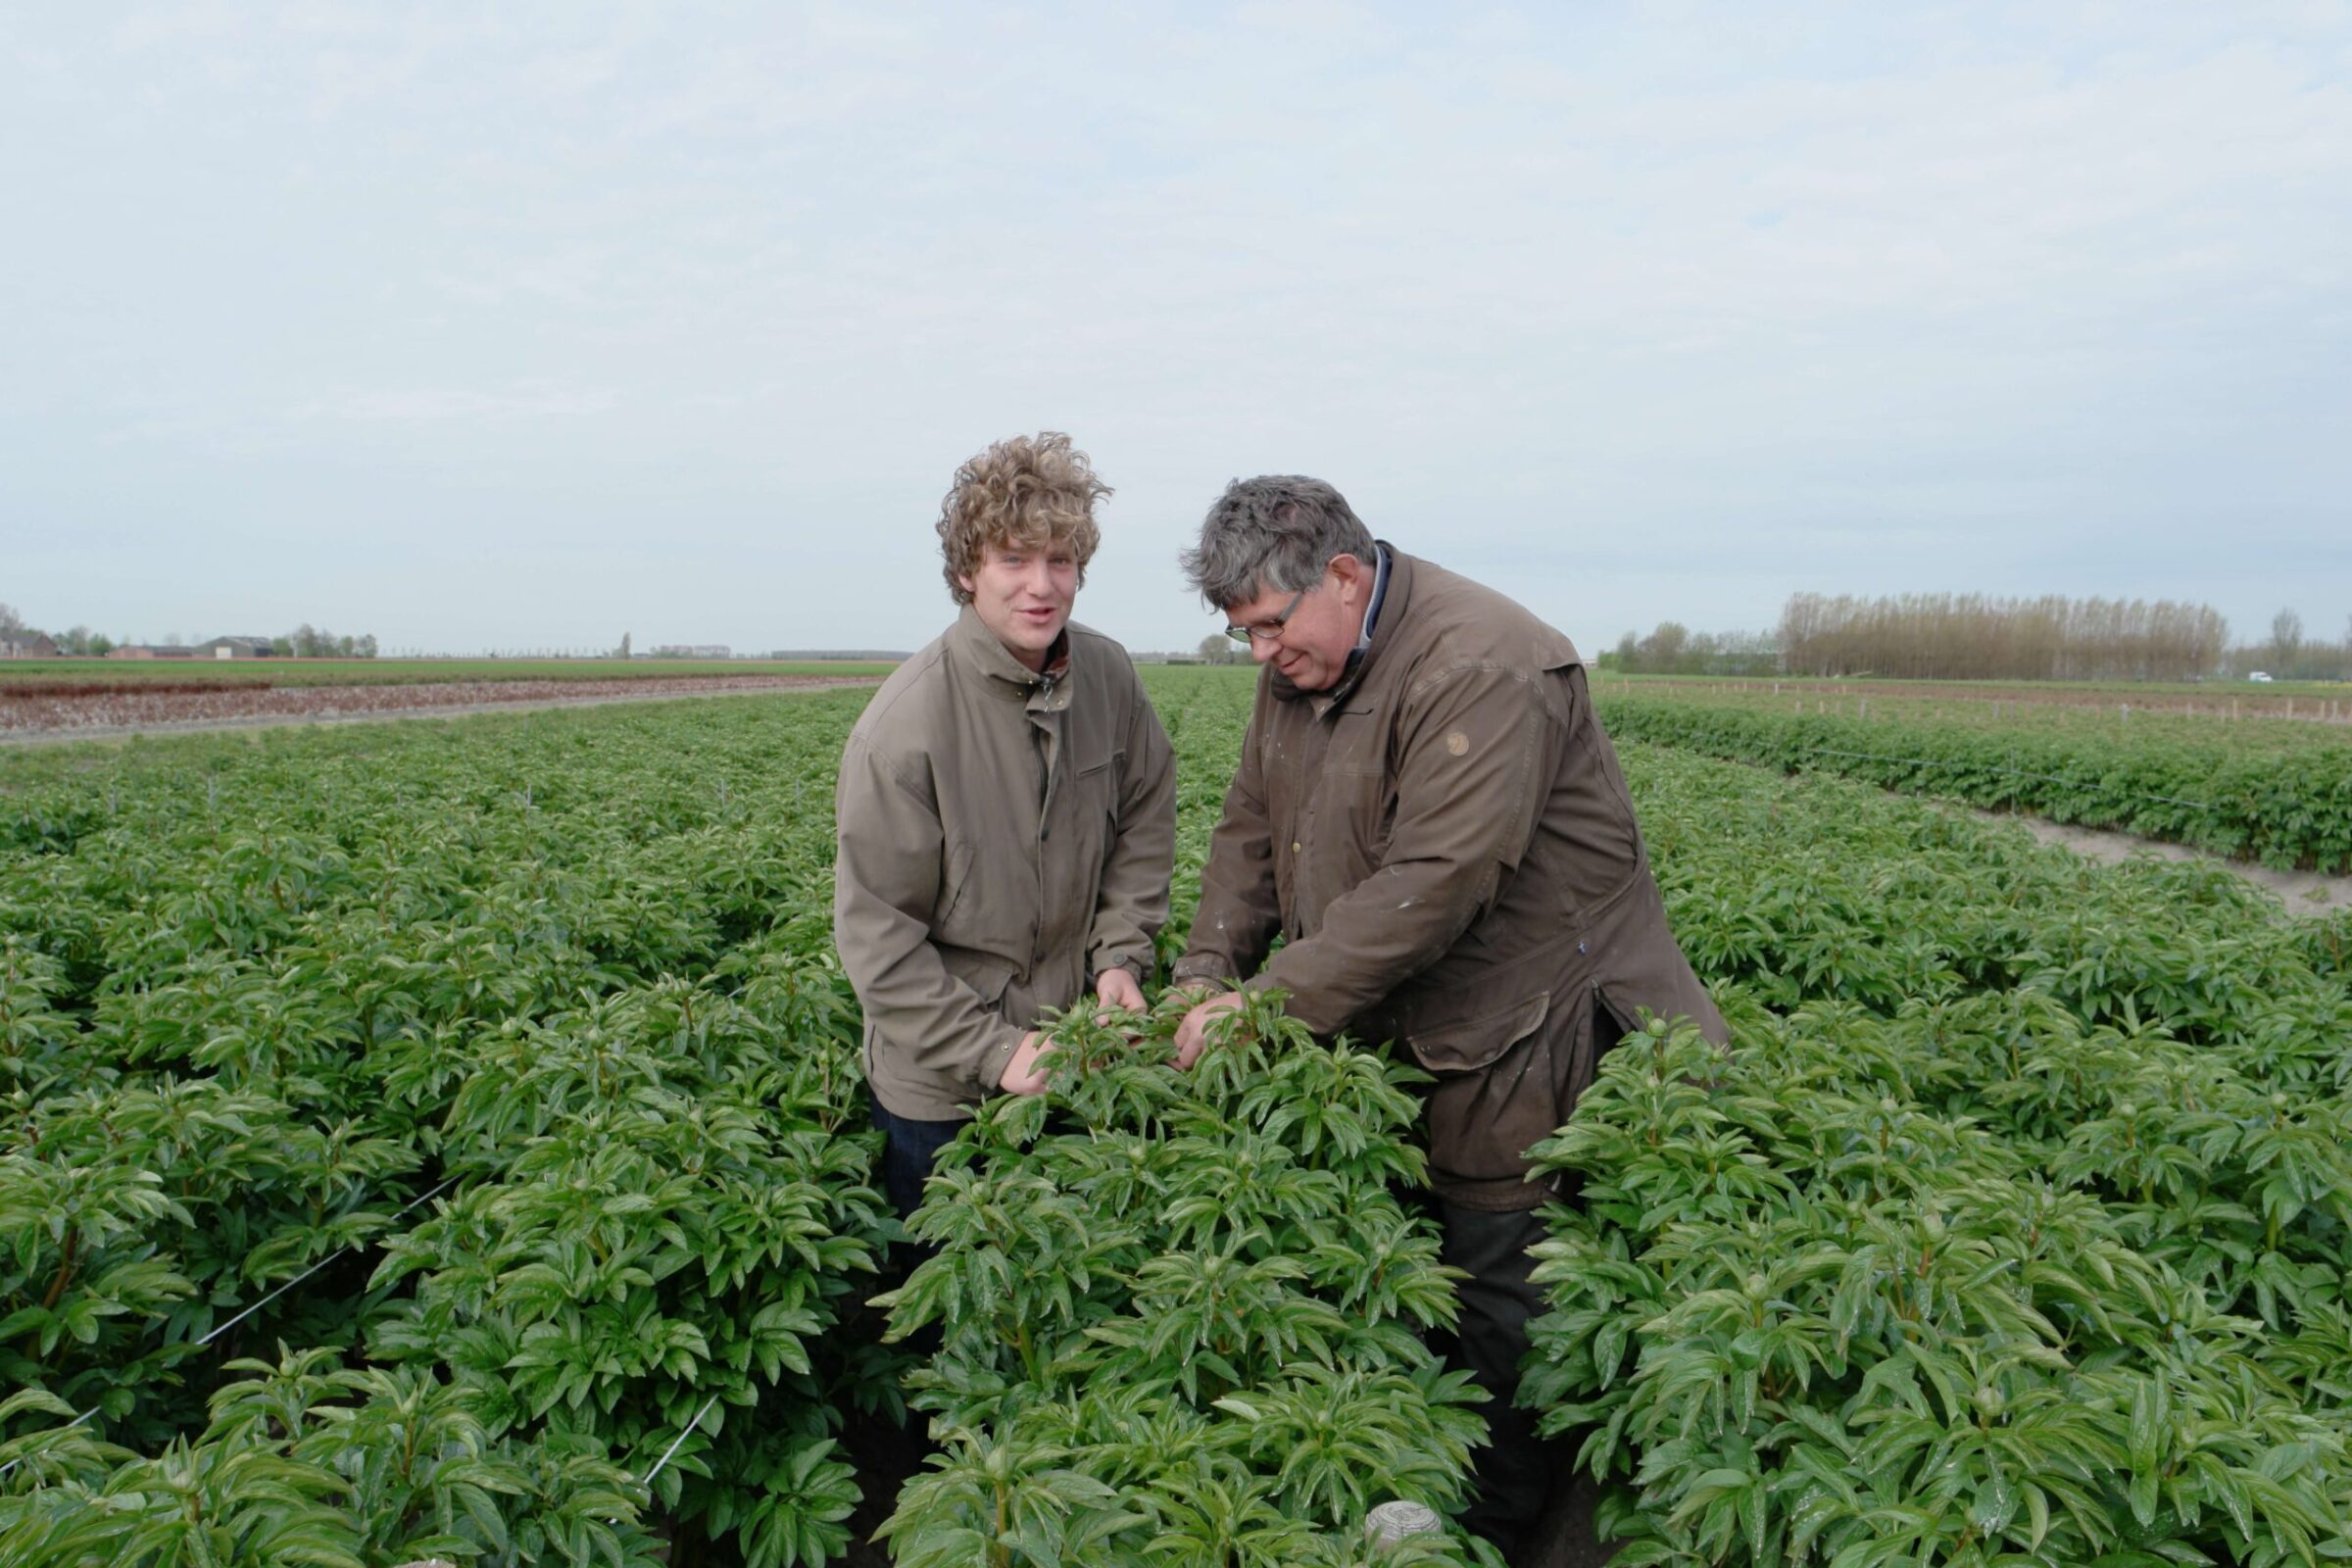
xmin=834 ymin=433 xmax=1176 ymax=1218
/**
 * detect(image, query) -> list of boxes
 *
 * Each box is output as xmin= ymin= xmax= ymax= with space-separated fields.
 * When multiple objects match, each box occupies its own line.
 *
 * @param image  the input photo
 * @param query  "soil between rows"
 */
xmin=1984 ymin=810 xmax=2352 ymax=915
xmin=0 ymin=675 xmax=884 ymax=744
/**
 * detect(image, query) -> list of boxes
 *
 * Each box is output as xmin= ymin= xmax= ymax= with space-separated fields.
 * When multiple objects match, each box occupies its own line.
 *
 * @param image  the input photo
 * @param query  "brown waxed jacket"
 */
xmin=1173 ymin=548 xmax=1726 ymax=1208
xmin=836 ymin=608 xmax=1176 ymax=1122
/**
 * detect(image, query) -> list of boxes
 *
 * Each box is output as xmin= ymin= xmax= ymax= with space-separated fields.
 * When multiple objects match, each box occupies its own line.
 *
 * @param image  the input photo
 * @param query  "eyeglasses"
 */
xmin=1224 ymin=585 xmax=1309 ymax=645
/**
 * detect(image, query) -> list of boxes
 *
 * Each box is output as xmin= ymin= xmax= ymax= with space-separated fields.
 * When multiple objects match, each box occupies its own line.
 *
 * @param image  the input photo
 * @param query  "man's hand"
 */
xmin=1000 ymin=1030 xmax=1054 ymax=1096
xmin=1094 ymin=967 xmax=1147 ymax=1014
xmin=1172 ymin=991 xmax=1247 ymax=1070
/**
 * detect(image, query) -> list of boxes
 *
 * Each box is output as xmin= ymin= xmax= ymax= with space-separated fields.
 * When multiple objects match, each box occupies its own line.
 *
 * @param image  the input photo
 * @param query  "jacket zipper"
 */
xmin=1034 ymin=673 xmax=1058 ymax=841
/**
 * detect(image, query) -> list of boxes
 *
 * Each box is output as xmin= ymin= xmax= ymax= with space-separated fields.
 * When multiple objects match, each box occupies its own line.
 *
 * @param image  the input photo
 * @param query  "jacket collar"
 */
xmin=947 ymin=604 xmax=1073 ymax=710
xmin=1272 ymin=541 xmax=1410 ymax=711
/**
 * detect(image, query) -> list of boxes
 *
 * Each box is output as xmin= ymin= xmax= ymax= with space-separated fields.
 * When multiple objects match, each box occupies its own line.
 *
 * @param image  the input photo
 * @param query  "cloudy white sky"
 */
xmin=5 ymin=2 xmax=2349 ymax=656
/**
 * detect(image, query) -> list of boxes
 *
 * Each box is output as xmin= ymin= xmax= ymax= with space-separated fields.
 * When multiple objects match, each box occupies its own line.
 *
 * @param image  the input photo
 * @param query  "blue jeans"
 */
xmin=871 ymin=1097 xmax=965 ymax=1221
xmin=870 ymin=1099 xmax=961 ymax=1359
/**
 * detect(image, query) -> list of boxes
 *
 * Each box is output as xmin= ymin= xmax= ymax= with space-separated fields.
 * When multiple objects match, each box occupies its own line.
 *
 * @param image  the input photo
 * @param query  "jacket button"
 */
xmin=1291 ymin=841 xmax=1302 ymax=854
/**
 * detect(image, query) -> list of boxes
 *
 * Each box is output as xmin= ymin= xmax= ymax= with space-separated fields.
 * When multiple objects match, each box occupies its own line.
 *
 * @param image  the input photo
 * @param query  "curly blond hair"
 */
xmin=937 ymin=432 xmax=1110 ymax=605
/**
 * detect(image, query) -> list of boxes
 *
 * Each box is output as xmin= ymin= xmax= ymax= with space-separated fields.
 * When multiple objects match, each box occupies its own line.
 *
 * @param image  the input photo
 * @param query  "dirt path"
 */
xmin=0 ymin=677 xmax=881 ymax=748
xmin=1968 ymin=808 xmax=2352 ymax=916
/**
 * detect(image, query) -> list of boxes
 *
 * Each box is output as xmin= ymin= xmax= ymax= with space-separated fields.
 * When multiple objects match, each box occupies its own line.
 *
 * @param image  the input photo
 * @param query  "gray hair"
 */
xmin=1179 ymin=475 xmax=1376 ymax=611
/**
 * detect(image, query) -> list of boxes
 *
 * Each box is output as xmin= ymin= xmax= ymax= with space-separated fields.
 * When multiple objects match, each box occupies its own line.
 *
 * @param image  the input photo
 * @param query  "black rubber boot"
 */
xmin=1437 ymin=1200 xmax=1563 ymax=1559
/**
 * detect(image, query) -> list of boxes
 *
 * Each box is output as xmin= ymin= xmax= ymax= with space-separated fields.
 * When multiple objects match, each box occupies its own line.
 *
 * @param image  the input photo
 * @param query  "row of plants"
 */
xmin=3 ymin=991 xmax=883 ymax=1567
xmin=1594 ymin=684 xmax=2352 ymax=871
xmin=2 ymin=694 xmax=904 ymax=1564
xmin=877 ymin=992 xmax=1500 ymax=1567
xmin=1518 ymin=743 xmax=2352 ymax=1564
xmin=1597 ymin=673 xmax=2352 ymax=704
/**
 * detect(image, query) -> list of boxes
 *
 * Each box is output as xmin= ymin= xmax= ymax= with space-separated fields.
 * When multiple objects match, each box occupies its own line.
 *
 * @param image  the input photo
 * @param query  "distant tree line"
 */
xmin=276 ymin=624 xmax=378 ymax=659
xmin=1 ymin=603 xmax=113 ymax=656
xmin=1194 ymin=634 xmax=1247 ymax=665
xmin=2229 ymin=609 xmax=2352 ymax=682
xmin=1603 ymin=623 xmax=1781 ymax=676
xmin=0 ymin=604 xmax=376 ymax=659
xmin=1777 ymin=593 xmax=2230 ymax=681
xmin=1602 ymin=597 xmax=2352 ymax=684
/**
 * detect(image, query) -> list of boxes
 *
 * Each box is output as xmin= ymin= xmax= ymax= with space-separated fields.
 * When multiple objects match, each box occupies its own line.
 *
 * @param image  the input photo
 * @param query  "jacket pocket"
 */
xmin=1406 ymin=992 xmax=1550 ymax=1075
xmin=1073 ymin=751 xmax=1123 ymax=850
xmin=944 ymin=949 xmax=1019 ymax=1010
xmin=934 ymin=839 xmax=978 ymax=933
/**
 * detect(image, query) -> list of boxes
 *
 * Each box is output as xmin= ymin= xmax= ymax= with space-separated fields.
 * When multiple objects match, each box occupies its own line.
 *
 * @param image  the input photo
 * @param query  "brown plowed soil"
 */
xmin=0 ymin=675 xmax=880 ymax=741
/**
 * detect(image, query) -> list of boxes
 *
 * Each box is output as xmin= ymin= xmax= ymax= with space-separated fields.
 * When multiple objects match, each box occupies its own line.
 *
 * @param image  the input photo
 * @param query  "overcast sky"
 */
xmin=5 ymin=3 xmax=2349 ymax=657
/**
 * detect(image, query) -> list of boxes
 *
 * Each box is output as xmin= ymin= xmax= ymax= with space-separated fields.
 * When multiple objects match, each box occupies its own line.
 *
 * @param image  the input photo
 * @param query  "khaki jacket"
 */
xmin=1174 ymin=549 xmax=1725 ymax=1208
xmin=836 ymin=609 xmax=1175 ymax=1121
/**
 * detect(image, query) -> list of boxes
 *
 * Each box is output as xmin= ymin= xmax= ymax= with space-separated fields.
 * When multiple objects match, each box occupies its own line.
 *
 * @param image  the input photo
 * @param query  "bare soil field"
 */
xmin=0 ymin=674 xmax=880 ymax=741
xmin=0 ymin=657 xmax=897 ymax=691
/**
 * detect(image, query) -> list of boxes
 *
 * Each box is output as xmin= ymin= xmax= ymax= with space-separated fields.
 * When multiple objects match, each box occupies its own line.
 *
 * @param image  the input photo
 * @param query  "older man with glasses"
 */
xmin=1168 ymin=474 xmax=1725 ymax=1558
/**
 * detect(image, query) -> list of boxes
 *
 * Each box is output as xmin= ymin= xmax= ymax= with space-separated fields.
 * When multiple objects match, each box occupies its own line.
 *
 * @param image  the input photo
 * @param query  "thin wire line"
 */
xmin=195 ymin=1175 xmax=459 ymax=1348
xmin=0 ymin=1405 xmax=98 ymax=1481
xmin=0 ymin=1172 xmax=462 ymax=1481
xmin=643 ymin=1391 xmax=724 ymax=1486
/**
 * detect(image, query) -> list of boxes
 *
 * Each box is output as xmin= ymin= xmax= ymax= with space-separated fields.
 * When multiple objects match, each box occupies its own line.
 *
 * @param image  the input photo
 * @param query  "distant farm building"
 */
xmin=110 ymin=645 xmax=202 ymax=660
xmin=1 ymin=633 xmax=59 ymax=659
xmin=650 ymin=644 xmax=733 ymax=659
xmin=201 ymin=635 xmax=276 ymax=659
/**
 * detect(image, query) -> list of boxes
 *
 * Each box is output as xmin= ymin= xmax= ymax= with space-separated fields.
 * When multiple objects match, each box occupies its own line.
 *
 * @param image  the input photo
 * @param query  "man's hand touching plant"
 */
xmin=1093 ymin=965 xmax=1147 ymax=1016
xmin=1004 ymin=969 xmax=1151 ymax=1095
xmin=1172 ymin=987 xmax=1248 ymax=1070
